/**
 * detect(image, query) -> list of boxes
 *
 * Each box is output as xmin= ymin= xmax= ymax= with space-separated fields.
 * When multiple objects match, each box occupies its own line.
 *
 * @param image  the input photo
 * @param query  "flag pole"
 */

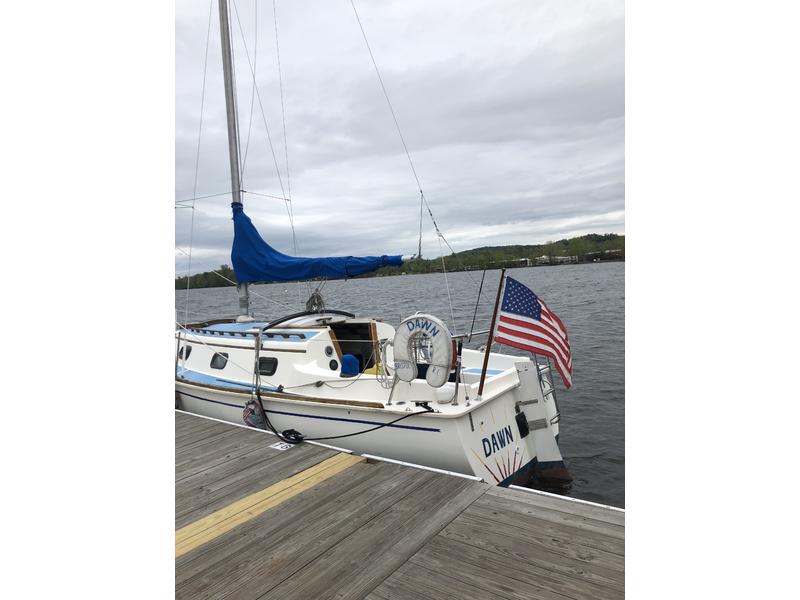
xmin=477 ymin=268 xmax=506 ymax=400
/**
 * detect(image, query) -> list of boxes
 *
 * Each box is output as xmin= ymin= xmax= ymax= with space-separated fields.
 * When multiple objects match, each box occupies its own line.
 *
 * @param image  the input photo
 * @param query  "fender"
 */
xmin=392 ymin=314 xmax=453 ymax=388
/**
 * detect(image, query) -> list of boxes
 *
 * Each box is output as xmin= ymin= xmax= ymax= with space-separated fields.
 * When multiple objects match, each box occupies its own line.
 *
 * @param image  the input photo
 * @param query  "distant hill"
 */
xmin=175 ymin=233 xmax=624 ymax=289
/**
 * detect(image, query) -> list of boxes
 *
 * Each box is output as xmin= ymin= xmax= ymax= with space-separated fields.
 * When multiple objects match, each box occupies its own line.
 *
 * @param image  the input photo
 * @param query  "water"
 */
xmin=176 ymin=262 xmax=625 ymax=507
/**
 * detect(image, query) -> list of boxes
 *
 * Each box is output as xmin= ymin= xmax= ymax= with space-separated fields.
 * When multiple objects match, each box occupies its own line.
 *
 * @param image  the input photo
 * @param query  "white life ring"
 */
xmin=392 ymin=314 xmax=453 ymax=388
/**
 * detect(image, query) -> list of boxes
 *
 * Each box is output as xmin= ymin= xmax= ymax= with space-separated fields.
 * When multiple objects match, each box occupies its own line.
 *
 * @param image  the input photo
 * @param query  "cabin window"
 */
xmin=210 ymin=352 xmax=229 ymax=370
xmin=178 ymin=345 xmax=192 ymax=359
xmin=259 ymin=357 xmax=278 ymax=376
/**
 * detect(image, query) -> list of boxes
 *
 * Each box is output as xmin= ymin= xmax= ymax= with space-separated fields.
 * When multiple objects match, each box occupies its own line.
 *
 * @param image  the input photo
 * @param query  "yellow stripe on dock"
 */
xmin=175 ymin=452 xmax=365 ymax=558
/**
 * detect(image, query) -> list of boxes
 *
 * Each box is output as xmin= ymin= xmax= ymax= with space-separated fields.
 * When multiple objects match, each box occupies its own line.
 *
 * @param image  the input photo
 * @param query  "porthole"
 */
xmin=329 ymin=359 xmax=339 ymax=371
xmin=210 ymin=352 xmax=229 ymax=370
xmin=325 ymin=345 xmax=334 ymax=357
xmin=178 ymin=345 xmax=192 ymax=359
xmin=259 ymin=357 xmax=278 ymax=376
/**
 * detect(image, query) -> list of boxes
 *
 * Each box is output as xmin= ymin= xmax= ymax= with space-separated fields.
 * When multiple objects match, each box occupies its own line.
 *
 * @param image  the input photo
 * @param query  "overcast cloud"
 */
xmin=176 ymin=0 xmax=624 ymax=274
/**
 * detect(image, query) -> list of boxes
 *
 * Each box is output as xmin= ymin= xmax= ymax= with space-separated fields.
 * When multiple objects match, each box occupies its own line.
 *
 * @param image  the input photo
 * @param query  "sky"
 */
xmin=175 ymin=0 xmax=624 ymax=274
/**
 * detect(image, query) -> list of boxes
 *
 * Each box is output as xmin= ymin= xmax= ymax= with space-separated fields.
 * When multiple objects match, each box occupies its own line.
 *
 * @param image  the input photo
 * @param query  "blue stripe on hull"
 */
xmin=176 ymin=389 xmax=440 ymax=432
xmin=176 ymin=368 xmax=279 ymax=392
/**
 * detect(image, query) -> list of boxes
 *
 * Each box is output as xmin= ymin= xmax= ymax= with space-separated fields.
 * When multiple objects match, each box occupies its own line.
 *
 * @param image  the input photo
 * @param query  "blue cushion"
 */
xmin=341 ymin=354 xmax=359 ymax=377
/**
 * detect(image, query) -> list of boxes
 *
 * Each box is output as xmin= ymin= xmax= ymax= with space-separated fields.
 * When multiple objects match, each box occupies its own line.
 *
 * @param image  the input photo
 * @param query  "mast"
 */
xmin=218 ymin=0 xmax=252 ymax=321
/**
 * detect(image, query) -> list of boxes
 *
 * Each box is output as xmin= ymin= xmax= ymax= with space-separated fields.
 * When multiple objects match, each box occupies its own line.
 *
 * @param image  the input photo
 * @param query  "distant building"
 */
xmin=535 ymin=255 xmax=577 ymax=265
xmin=485 ymin=257 xmax=532 ymax=268
xmin=553 ymin=255 xmax=578 ymax=264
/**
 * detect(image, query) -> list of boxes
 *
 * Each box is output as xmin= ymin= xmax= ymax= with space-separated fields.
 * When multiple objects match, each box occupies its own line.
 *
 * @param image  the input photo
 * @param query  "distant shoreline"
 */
xmin=176 ymin=233 xmax=624 ymax=290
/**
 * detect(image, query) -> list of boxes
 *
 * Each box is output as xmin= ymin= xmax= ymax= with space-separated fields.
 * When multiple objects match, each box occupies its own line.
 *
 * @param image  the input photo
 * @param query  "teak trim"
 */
xmin=328 ymin=329 xmax=344 ymax=361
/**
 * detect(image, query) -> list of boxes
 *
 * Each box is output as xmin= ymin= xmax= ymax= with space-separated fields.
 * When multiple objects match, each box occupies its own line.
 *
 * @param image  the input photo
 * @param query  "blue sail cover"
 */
xmin=231 ymin=202 xmax=404 ymax=283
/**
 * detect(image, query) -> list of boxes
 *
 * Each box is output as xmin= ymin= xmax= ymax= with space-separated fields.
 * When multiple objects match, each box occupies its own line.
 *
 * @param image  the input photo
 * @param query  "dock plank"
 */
xmin=474 ymin=490 xmax=625 ymax=540
xmin=414 ymin=535 xmax=621 ymax=600
xmin=176 ymin=430 xmax=297 ymax=482
xmin=176 ymin=460 xmax=388 ymax=588
xmin=257 ymin=474 xmax=489 ymax=600
xmin=175 ymin=417 xmax=237 ymax=445
xmin=176 ymin=444 xmax=335 ymax=527
xmin=367 ymin=561 xmax=498 ymax=600
xmin=486 ymin=486 xmax=625 ymax=526
xmin=176 ymin=461 xmax=429 ymax=599
xmin=439 ymin=516 xmax=624 ymax=592
xmin=176 ymin=453 xmax=365 ymax=558
xmin=465 ymin=502 xmax=625 ymax=555
xmin=174 ymin=411 xmax=625 ymax=600
xmin=407 ymin=541 xmax=573 ymax=600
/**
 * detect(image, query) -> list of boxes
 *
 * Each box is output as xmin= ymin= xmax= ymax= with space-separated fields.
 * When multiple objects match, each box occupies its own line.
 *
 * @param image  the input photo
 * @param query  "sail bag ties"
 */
xmin=230 ymin=202 xmax=403 ymax=283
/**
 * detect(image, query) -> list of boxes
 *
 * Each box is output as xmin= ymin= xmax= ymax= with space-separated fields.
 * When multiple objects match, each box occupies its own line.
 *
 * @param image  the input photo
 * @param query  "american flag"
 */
xmin=493 ymin=276 xmax=573 ymax=389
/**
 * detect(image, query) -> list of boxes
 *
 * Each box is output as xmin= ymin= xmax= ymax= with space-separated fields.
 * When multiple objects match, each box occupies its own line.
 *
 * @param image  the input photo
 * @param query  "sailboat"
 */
xmin=176 ymin=0 xmax=571 ymax=487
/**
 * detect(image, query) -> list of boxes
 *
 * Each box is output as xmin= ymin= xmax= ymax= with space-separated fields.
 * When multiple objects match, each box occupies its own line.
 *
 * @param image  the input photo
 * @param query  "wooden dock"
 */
xmin=176 ymin=411 xmax=624 ymax=600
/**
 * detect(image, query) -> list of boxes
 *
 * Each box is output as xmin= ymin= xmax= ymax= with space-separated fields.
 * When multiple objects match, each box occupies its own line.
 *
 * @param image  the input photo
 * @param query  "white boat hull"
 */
xmin=176 ymin=363 xmax=567 ymax=486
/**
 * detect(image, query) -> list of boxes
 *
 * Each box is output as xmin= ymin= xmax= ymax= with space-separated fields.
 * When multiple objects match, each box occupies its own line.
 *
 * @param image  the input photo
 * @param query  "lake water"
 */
xmin=176 ymin=262 xmax=625 ymax=507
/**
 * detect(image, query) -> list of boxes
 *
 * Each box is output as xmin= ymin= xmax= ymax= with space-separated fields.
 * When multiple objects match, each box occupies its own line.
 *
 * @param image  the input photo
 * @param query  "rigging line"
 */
xmin=320 ymin=347 xmax=376 ymax=389
xmin=348 ymin=0 xmax=466 ymax=277
xmin=230 ymin=0 xmax=286 ymax=201
xmin=422 ymin=194 xmax=457 ymax=256
xmin=348 ymin=0 xmax=422 ymax=194
xmin=231 ymin=0 xmax=303 ymax=306
xmin=418 ymin=191 xmax=424 ymax=258
xmin=242 ymin=190 xmax=290 ymax=201
xmin=177 ymin=190 xmax=290 ymax=203
xmin=280 ymin=195 xmax=305 ymax=304
xmin=241 ymin=0 xmax=258 ymax=176
xmin=468 ymin=269 xmax=487 ymax=343
xmin=174 ymin=257 xmax=293 ymax=310
xmin=185 ymin=0 xmax=215 ymax=329
xmin=272 ymin=0 xmax=304 ymax=301
xmin=208 ymin=269 xmax=293 ymax=310
xmin=175 ymin=191 xmax=233 ymax=204
xmin=273 ymin=0 xmax=291 ymax=203
xmin=438 ymin=234 xmax=458 ymax=335
xmin=175 ymin=322 xmax=277 ymax=386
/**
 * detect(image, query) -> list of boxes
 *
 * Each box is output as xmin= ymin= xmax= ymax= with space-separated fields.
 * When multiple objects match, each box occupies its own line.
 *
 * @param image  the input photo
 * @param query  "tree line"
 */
xmin=175 ymin=233 xmax=625 ymax=289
